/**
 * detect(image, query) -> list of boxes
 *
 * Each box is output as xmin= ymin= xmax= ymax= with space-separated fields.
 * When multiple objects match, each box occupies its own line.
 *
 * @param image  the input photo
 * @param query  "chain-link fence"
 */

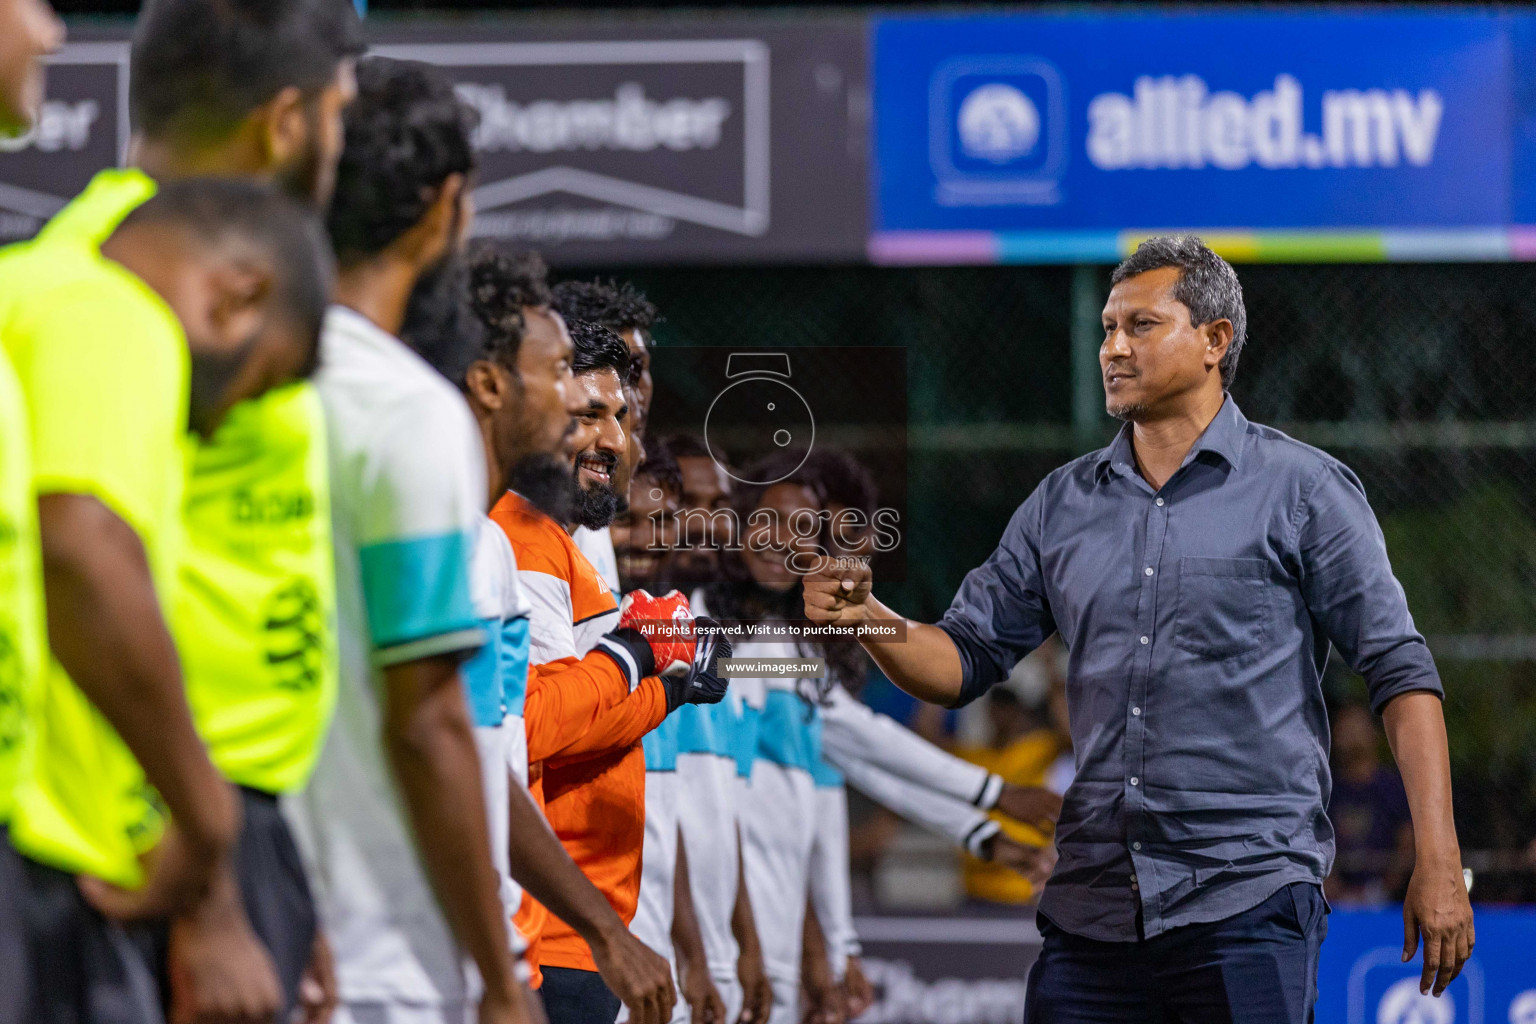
xmin=572 ymin=258 xmax=1536 ymax=897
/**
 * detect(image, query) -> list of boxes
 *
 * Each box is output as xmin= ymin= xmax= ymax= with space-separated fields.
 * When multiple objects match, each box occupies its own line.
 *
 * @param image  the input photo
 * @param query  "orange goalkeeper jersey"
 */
xmin=490 ymin=492 xmax=667 ymax=981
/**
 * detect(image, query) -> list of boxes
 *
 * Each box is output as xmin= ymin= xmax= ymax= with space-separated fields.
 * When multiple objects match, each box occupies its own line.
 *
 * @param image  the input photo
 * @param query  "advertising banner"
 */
xmin=871 ymin=11 xmax=1536 ymax=264
xmin=854 ymin=909 xmax=1536 ymax=1024
xmin=0 ymin=41 xmax=127 ymax=242
xmin=371 ymin=17 xmax=868 ymax=264
xmin=0 ymin=18 xmax=869 ymax=263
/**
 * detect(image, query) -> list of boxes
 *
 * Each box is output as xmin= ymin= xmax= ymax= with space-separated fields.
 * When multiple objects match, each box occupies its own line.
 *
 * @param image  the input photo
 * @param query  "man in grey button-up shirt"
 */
xmin=805 ymin=237 xmax=1474 ymax=1022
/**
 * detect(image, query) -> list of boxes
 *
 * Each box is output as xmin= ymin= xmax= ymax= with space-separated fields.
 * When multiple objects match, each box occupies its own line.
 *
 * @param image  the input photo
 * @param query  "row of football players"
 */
xmin=0 ymin=3 xmax=1059 ymax=1024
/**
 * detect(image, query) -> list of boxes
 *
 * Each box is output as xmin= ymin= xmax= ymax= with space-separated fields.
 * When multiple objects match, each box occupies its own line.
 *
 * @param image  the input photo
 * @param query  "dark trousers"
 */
xmin=1024 ymin=882 xmax=1328 ymax=1024
xmin=1 ymin=828 xmax=32 ymax=1024
xmin=14 ymin=855 xmax=163 ymax=1024
xmin=540 ymin=967 xmax=621 ymax=1024
xmin=141 ymin=787 xmax=318 ymax=1020
xmin=229 ymin=787 xmax=317 ymax=1016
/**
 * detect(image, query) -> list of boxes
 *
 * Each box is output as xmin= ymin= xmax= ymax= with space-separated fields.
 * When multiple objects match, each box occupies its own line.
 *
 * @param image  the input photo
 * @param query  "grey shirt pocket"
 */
xmin=1172 ymin=556 xmax=1270 ymax=662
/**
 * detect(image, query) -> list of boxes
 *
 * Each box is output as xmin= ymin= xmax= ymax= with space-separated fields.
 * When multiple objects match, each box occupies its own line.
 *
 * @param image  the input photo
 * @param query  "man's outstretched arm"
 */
xmin=802 ymin=564 xmax=963 ymax=706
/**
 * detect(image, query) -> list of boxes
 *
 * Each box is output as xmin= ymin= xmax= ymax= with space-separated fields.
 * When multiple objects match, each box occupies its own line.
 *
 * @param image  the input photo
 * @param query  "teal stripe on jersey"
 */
xmin=643 ymin=713 xmax=679 ymax=773
xmin=358 ymin=530 xmax=478 ymax=651
xmin=499 ymin=616 xmax=529 ymax=717
xmin=754 ymin=689 xmax=821 ymax=775
xmin=733 ymin=701 xmax=758 ymax=779
xmin=810 ymin=754 xmax=844 ymax=789
xmin=675 ymin=702 xmax=732 ymax=758
xmin=460 ymin=617 xmax=505 ymax=727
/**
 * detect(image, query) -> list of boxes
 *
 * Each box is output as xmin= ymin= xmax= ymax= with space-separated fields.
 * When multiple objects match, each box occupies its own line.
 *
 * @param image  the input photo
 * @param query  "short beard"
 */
xmin=507 ymin=452 xmax=574 ymax=523
xmin=572 ymin=480 xmax=622 ymax=531
xmin=1107 ymin=400 xmax=1148 ymax=423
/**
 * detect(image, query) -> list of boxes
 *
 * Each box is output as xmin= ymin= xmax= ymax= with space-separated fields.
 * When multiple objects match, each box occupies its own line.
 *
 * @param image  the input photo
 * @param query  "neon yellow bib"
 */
xmin=175 ymin=382 xmax=339 ymax=793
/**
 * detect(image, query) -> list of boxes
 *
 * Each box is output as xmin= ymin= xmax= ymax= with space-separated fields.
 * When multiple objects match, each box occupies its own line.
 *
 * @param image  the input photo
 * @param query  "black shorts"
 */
xmin=141 ymin=787 xmax=318 ymax=1019
xmin=1 ymin=827 xmax=31 ymax=1024
xmin=13 ymin=851 xmax=163 ymax=1024
xmin=229 ymin=786 xmax=318 ymax=1016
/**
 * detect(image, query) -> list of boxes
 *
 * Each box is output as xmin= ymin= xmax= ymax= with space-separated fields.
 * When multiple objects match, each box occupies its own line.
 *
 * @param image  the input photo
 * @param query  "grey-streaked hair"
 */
xmin=1110 ymin=235 xmax=1248 ymax=389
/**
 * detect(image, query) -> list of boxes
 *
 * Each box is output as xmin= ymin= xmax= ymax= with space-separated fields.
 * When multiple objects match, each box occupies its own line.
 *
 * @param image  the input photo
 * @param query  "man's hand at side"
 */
xmin=163 ymin=865 xmax=283 ymax=1024
xmin=1381 ymin=691 xmax=1474 ymax=996
xmin=589 ymin=923 xmax=675 ymax=1024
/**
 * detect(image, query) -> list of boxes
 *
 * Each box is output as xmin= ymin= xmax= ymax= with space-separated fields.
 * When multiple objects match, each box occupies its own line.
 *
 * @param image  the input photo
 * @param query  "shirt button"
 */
xmin=1132 ymin=707 xmax=1142 ymax=716
xmin=1132 ymin=842 xmax=1142 ymax=851
xmin=1155 ymin=497 xmax=1165 ymax=507
xmin=1144 ymin=566 xmax=1154 ymax=576
xmin=1130 ymin=777 xmax=1140 ymax=786
xmin=1139 ymin=635 xmax=1149 ymax=645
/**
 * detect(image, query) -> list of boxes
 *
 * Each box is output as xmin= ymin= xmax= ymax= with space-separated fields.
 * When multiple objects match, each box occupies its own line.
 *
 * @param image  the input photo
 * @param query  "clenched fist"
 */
xmin=802 ymin=560 xmax=872 ymax=625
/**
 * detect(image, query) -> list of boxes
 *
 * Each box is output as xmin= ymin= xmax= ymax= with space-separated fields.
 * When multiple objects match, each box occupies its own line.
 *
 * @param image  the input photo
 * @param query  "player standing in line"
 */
xmin=491 ymin=319 xmax=728 ymax=1024
xmin=0 ymin=179 xmax=334 ymax=1023
xmin=100 ymin=3 xmax=365 ymax=1018
xmin=551 ymin=280 xmax=657 ymax=595
xmin=613 ymin=438 xmax=725 ymax=1024
xmin=805 ymin=237 xmax=1474 ymax=1020
xmin=289 ymin=56 xmax=534 ymax=1024
xmin=648 ymin=436 xmax=772 ymax=1024
xmin=0 ymin=0 xmax=64 ymax=1015
xmin=411 ymin=247 xmax=682 ymax=1024
xmin=665 ymin=435 xmax=736 ymax=591
xmin=701 ymin=461 xmax=839 ymax=1024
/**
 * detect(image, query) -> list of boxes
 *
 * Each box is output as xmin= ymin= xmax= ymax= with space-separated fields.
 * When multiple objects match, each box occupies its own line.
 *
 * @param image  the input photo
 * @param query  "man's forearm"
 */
xmin=505 ymin=780 xmax=627 ymax=948
xmin=855 ymin=596 xmax=965 ymax=706
xmin=731 ymin=843 xmax=761 ymax=957
xmin=39 ymin=494 xmax=238 ymax=853
xmin=384 ymin=657 xmax=518 ymax=998
xmin=672 ymin=835 xmax=709 ymax=969
xmin=1381 ymin=692 xmax=1461 ymax=865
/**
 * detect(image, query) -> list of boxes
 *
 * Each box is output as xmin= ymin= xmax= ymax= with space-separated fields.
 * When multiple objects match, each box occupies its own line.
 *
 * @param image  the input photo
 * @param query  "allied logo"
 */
xmin=929 ymin=56 xmax=1066 ymax=207
xmin=1377 ymin=979 xmax=1455 ymax=1024
xmin=957 ymin=83 xmax=1040 ymax=163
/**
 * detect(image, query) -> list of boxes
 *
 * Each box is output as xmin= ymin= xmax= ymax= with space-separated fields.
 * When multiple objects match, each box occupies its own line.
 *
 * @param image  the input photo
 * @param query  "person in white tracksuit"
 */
xmin=466 ymin=516 xmax=533 ymax=955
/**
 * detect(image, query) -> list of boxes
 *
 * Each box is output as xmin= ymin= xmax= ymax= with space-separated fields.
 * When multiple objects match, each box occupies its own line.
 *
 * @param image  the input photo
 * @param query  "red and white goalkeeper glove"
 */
xmin=595 ymin=589 xmax=696 ymax=689
xmin=594 ymin=591 xmax=733 ymax=710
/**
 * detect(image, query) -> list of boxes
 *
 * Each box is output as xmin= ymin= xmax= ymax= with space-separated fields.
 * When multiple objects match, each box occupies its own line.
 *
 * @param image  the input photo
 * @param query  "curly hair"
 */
xmin=551 ymin=279 xmax=660 ymax=334
xmin=326 ymin=56 xmax=477 ymax=267
xmin=568 ymin=319 xmax=630 ymax=378
xmin=467 ymin=247 xmax=554 ymax=370
xmin=131 ymin=0 xmax=363 ymax=144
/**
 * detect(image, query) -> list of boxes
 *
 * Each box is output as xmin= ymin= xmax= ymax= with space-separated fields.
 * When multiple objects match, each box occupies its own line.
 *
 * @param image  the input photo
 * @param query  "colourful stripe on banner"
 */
xmin=866 ymin=231 xmax=998 ymax=265
xmin=1122 ymin=231 xmax=1387 ymax=263
xmin=871 ymin=229 xmax=1536 ymax=264
xmin=1505 ymin=226 xmax=1536 ymax=260
xmin=997 ymin=231 xmax=1122 ymax=264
